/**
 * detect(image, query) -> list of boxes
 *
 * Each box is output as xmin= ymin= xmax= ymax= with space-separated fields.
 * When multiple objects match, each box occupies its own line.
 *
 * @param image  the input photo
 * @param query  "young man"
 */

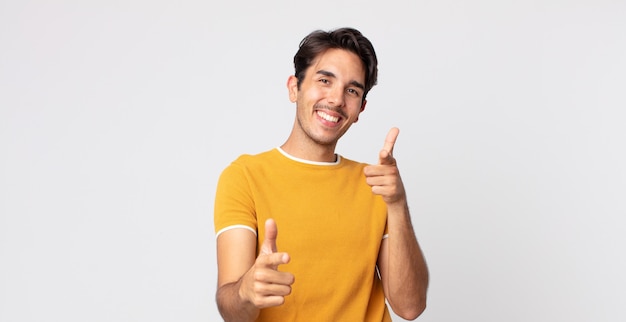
xmin=214 ymin=27 xmax=429 ymax=321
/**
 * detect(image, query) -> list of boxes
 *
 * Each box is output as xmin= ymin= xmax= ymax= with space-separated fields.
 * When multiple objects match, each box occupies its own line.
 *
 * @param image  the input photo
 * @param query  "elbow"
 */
xmin=396 ymin=304 xmax=426 ymax=321
xmin=391 ymin=296 xmax=427 ymax=321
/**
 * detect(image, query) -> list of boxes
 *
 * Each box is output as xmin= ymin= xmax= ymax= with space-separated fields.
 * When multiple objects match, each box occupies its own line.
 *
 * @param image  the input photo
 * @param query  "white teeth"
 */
xmin=318 ymin=111 xmax=339 ymax=123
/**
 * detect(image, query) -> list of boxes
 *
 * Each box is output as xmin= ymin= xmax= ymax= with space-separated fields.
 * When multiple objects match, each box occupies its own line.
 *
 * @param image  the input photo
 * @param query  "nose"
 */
xmin=327 ymin=85 xmax=345 ymax=108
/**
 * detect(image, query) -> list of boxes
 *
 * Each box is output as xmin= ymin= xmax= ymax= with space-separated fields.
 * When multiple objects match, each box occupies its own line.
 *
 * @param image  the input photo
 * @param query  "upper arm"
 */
xmin=376 ymin=237 xmax=391 ymax=297
xmin=217 ymin=228 xmax=258 ymax=288
xmin=215 ymin=162 xmax=259 ymax=288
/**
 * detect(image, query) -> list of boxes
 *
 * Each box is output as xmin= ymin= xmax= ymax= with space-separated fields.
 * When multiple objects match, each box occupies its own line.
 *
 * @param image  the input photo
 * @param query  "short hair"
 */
xmin=293 ymin=27 xmax=378 ymax=100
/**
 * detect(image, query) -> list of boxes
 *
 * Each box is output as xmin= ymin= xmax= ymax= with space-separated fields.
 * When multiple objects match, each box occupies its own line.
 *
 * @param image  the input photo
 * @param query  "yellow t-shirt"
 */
xmin=214 ymin=148 xmax=391 ymax=322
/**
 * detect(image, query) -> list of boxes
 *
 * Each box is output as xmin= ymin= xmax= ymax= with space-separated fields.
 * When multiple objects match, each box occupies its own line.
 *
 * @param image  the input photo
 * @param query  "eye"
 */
xmin=319 ymin=78 xmax=330 ymax=84
xmin=347 ymin=88 xmax=361 ymax=97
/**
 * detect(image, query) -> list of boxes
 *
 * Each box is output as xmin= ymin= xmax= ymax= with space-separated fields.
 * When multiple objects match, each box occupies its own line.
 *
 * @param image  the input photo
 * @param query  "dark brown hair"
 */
xmin=293 ymin=27 xmax=378 ymax=100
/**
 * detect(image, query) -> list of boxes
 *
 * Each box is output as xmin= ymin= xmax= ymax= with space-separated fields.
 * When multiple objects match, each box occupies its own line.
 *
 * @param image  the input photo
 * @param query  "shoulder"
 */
xmin=232 ymin=149 xmax=280 ymax=166
xmin=220 ymin=149 xmax=280 ymax=173
xmin=338 ymin=155 xmax=370 ymax=170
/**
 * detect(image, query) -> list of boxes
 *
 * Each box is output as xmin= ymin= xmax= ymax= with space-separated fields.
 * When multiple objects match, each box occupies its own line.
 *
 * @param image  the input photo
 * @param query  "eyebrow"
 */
xmin=316 ymin=70 xmax=365 ymax=90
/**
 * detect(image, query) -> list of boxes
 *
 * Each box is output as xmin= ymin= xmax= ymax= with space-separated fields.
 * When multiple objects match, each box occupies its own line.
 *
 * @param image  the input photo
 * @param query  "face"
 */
xmin=287 ymin=48 xmax=367 ymax=147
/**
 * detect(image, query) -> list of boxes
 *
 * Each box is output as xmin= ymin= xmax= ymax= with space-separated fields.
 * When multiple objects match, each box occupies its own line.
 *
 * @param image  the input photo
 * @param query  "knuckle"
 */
xmin=253 ymin=270 xmax=266 ymax=281
xmin=252 ymin=280 xmax=263 ymax=293
xmin=252 ymin=297 xmax=264 ymax=307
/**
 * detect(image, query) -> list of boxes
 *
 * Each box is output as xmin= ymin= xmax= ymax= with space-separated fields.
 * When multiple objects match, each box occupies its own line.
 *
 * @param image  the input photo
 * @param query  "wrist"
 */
xmin=386 ymin=198 xmax=408 ymax=211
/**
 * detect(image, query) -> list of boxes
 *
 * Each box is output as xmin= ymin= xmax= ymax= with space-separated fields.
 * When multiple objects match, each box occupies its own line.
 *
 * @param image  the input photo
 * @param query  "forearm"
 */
xmin=381 ymin=200 xmax=429 ymax=319
xmin=216 ymin=280 xmax=259 ymax=322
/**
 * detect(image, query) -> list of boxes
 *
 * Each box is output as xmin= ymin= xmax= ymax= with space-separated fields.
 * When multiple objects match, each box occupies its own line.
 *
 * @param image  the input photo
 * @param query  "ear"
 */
xmin=287 ymin=75 xmax=298 ymax=102
xmin=354 ymin=99 xmax=367 ymax=123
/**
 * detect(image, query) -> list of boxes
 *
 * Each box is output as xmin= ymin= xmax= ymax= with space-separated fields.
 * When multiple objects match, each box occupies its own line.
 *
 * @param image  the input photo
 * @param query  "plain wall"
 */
xmin=1 ymin=0 xmax=625 ymax=321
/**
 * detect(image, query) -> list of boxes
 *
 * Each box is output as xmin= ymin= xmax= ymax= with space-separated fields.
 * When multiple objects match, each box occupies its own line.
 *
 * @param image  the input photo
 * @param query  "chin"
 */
xmin=308 ymin=132 xmax=339 ymax=146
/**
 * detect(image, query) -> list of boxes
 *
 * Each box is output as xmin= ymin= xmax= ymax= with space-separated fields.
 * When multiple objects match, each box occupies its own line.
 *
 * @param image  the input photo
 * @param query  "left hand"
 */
xmin=364 ymin=127 xmax=406 ymax=205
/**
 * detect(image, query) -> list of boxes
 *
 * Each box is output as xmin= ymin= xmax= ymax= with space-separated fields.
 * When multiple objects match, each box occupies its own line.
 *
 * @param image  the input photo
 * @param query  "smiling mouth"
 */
xmin=317 ymin=110 xmax=340 ymax=123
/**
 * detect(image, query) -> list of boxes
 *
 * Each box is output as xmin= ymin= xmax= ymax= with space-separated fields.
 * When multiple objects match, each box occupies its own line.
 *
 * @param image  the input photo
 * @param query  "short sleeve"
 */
xmin=214 ymin=162 xmax=258 ymax=237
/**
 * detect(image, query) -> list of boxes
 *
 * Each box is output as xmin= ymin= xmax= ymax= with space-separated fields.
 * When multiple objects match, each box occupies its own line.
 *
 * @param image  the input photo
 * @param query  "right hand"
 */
xmin=239 ymin=219 xmax=295 ymax=308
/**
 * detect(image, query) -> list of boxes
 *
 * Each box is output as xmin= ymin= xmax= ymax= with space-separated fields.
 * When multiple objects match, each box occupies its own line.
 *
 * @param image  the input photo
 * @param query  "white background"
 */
xmin=1 ymin=1 xmax=625 ymax=321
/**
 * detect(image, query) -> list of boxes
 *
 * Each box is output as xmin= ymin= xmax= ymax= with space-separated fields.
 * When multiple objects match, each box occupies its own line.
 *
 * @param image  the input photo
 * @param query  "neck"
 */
xmin=280 ymin=134 xmax=337 ymax=163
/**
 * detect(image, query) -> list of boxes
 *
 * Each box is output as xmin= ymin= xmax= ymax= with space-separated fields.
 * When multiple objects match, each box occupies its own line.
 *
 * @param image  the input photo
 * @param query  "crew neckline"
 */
xmin=276 ymin=147 xmax=341 ymax=166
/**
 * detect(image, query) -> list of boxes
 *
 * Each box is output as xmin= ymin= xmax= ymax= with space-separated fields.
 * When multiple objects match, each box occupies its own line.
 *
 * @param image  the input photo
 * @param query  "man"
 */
xmin=214 ymin=27 xmax=429 ymax=321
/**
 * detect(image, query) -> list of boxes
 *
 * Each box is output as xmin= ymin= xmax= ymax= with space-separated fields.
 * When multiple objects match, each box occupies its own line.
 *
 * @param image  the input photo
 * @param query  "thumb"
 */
xmin=261 ymin=218 xmax=278 ymax=254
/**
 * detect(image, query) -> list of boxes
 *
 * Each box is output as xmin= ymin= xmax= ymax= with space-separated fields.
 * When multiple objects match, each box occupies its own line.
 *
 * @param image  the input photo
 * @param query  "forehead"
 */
xmin=309 ymin=48 xmax=365 ymax=83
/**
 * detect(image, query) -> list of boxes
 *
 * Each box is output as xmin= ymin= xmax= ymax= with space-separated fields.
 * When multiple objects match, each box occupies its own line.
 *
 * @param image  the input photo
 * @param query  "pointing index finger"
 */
xmin=378 ymin=127 xmax=400 ymax=165
xmin=383 ymin=127 xmax=399 ymax=155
